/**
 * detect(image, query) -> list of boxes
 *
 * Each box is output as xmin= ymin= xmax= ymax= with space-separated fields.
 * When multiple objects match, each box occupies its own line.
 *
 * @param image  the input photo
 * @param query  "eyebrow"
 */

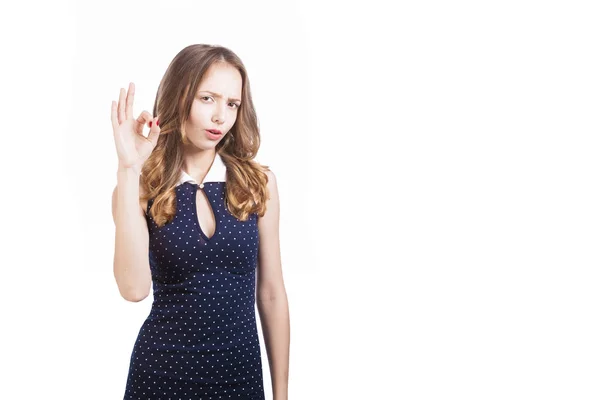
xmin=199 ymin=90 xmax=241 ymax=103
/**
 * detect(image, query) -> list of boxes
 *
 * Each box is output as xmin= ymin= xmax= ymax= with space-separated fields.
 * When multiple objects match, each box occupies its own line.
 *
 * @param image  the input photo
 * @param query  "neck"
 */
xmin=182 ymin=148 xmax=217 ymax=183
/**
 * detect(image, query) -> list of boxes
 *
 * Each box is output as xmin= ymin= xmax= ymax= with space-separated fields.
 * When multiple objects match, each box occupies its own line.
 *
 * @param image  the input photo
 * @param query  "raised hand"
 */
xmin=111 ymin=82 xmax=162 ymax=173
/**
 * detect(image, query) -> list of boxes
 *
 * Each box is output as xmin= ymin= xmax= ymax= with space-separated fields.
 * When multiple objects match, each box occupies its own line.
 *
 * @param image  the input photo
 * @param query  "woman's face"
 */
xmin=183 ymin=62 xmax=242 ymax=150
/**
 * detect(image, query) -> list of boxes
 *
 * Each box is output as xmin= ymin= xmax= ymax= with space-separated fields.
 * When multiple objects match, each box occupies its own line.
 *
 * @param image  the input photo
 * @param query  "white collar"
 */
xmin=177 ymin=152 xmax=227 ymax=186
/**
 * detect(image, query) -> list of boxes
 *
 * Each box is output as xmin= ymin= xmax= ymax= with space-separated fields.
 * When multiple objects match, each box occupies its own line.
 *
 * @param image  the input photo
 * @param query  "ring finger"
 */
xmin=118 ymin=88 xmax=126 ymax=124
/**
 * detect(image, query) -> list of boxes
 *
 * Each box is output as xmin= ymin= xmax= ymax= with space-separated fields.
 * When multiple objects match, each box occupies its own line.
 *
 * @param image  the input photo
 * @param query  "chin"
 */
xmin=190 ymin=137 xmax=222 ymax=150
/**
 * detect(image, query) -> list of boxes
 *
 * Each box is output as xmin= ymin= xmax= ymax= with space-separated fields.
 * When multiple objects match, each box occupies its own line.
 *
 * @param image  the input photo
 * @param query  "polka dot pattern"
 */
xmin=124 ymin=155 xmax=265 ymax=399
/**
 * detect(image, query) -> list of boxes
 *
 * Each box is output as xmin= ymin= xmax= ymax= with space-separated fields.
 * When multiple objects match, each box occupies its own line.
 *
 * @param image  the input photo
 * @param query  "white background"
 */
xmin=1 ymin=0 xmax=599 ymax=399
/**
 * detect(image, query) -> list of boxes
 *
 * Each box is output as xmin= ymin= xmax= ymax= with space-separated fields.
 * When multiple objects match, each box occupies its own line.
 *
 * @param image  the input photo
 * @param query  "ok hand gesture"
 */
xmin=111 ymin=82 xmax=162 ymax=173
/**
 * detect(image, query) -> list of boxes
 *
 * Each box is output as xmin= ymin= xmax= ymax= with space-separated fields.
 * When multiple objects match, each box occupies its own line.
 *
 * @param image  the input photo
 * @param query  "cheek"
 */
xmin=189 ymin=102 xmax=210 ymax=124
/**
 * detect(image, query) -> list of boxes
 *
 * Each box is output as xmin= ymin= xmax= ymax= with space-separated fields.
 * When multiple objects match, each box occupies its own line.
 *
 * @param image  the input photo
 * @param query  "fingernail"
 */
xmin=149 ymin=121 xmax=153 ymax=127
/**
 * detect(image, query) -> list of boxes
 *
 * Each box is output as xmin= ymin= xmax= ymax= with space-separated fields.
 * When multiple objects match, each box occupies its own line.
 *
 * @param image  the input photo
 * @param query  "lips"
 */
xmin=205 ymin=129 xmax=223 ymax=141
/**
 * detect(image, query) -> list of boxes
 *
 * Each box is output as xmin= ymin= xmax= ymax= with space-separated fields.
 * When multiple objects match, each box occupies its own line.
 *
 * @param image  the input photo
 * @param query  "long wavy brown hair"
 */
xmin=140 ymin=44 xmax=270 ymax=228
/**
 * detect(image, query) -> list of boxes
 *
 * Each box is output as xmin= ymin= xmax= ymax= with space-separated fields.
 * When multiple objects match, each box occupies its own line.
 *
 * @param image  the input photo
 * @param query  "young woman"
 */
xmin=111 ymin=44 xmax=290 ymax=399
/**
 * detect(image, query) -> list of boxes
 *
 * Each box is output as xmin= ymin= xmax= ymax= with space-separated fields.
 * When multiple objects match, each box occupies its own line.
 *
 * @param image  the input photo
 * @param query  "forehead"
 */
xmin=198 ymin=63 xmax=242 ymax=97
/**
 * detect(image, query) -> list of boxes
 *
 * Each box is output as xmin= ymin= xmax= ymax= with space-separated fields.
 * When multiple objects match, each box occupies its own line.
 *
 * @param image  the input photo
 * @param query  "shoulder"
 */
xmin=264 ymin=168 xmax=276 ymax=183
xmin=257 ymin=168 xmax=279 ymax=228
xmin=262 ymin=168 xmax=277 ymax=195
xmin=263 ymin=168 xmax=279 ymax=209
xmin=253 ymin=159 xmax=276 ymax=192
xmin=256 ymin=161 xmax=274 ymax=183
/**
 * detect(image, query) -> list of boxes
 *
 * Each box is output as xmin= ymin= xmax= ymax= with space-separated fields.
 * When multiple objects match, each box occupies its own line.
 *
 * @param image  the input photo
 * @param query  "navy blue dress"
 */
xmin=124 ymin=152 xmax=265 ymax=399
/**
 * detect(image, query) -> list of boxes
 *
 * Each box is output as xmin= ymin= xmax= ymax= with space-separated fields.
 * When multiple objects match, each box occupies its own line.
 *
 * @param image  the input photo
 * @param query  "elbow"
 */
xmin=257 ymin=287 xmax=287 ymax=303
xmin=114 ymin=263 xmax=151 ymax=302
xmin=116 ymin=278 xmax=150 ymax=302
xmin=122 ymin=289 xmax=149 ymax=303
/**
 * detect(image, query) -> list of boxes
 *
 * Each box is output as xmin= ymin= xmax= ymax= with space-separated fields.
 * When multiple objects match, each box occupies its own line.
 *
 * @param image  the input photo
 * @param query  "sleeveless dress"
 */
xmin=123 ymin=152 xmax=265 ymax=399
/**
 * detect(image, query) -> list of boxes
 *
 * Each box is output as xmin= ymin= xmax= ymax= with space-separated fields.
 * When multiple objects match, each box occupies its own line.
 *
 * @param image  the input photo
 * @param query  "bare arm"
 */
xmin=256 ymin=170 xmax=290 ymax=400
xmin=109 ymin=82 xmax=160 ymax=302
xmin=112 ymin=165 xmax=151 ymax=302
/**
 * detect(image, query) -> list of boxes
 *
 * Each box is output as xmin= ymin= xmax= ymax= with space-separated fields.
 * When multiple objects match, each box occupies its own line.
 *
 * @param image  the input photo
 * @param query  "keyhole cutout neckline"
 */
xmin=192 ymin=183 xmax=218 ymax=241
xmin=176 ymin=152 xmax=227 ymax=242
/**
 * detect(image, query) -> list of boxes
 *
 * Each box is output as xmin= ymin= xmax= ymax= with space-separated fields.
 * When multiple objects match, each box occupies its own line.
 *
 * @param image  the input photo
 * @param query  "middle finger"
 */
xmin=125 ymin=82 xmax=135 ymax=120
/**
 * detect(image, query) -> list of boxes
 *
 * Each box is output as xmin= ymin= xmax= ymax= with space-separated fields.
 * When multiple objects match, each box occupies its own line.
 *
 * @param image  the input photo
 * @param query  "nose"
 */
xmin=212 ymin=109 xmax=225 ymax=124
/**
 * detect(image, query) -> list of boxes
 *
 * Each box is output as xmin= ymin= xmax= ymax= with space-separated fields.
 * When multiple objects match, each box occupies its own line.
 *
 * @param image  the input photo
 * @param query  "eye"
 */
xmin=200 ymin=96 xmax=240 ymax=109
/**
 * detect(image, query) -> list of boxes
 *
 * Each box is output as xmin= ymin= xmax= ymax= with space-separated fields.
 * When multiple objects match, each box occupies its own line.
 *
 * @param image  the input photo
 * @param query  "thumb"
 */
xmin=147 ymin=117 xmax=161 ymax=146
